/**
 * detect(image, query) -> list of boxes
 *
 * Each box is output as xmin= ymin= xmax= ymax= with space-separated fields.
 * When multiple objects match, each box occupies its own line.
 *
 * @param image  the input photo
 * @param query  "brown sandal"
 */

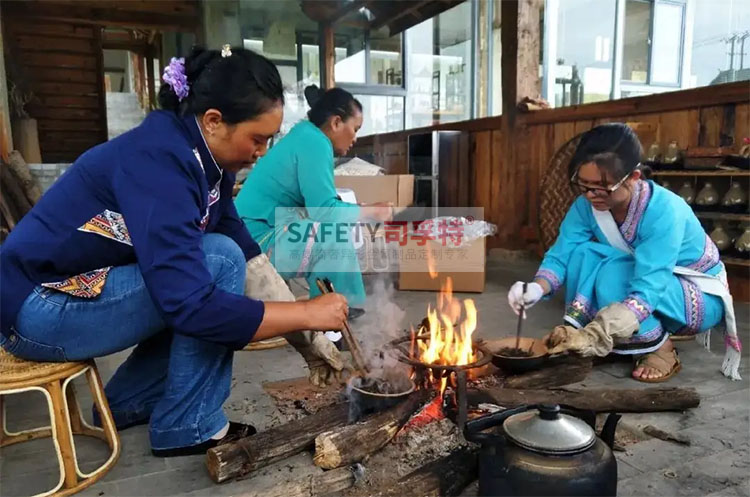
xmin=633 ymin=348 xmax=681 ymax=383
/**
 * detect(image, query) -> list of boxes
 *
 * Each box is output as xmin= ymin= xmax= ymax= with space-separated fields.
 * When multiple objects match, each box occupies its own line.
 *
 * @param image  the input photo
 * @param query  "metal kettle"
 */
xmin=464 ymin=404 xmax=621 ymax=497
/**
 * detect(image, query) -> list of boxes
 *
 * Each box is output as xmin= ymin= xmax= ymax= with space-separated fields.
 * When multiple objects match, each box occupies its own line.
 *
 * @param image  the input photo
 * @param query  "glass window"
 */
xmin=405 ymin=2 xmax=473 ymax=129
xmin=334 ymin=31 xmax=366 ymax=84
xmin=369 ymin=27 xmax=403 ymax=86
xmin=651 ymin=2 xmax=684 ymax=85
xmin=551 ymin=0 xmax=616 ymax=106
xmin=354 ymin=95 xmax=405 ymax=136
xmin=688 ymin=0 xmax=750 ymax=88
xmin=301 ymin=44 xmax=321 ymax=86
xmin=623 ymin=0 xmax=651 ymax=83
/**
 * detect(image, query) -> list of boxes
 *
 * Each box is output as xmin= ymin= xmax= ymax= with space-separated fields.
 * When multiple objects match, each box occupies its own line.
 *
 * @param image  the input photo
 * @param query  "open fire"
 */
xmin=409 ymin=276 xmax=479 ymax=396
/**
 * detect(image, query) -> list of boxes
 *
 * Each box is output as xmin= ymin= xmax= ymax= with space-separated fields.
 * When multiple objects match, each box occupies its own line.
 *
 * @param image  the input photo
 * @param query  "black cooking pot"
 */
xmin=464 ymin=404 xmax=620 ymax=497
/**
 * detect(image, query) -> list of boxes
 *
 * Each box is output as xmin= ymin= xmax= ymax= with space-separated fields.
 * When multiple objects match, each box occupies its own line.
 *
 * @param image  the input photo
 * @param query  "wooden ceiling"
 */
xmin=301 ymin=0 xmax=465 ymax=35
xmin=1 ymin=1 xmax=200 ymax=31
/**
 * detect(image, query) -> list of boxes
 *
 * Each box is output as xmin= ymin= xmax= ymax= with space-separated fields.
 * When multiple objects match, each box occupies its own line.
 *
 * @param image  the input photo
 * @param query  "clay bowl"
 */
xmin=348 ymin=376 xmax=416 ymax=421
xmin=491 ymin=337 xmax=549 ymax=374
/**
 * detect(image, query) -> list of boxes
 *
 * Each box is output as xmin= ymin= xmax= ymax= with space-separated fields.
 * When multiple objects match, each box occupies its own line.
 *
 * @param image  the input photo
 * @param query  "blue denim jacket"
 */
xmin=1 ymin=111 xmax=263 ymax=348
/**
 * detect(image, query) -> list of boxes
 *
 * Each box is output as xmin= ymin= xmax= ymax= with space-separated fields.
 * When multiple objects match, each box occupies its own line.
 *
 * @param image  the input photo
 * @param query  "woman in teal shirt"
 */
xmin=235 ymin=86 xmax=392 ymax=308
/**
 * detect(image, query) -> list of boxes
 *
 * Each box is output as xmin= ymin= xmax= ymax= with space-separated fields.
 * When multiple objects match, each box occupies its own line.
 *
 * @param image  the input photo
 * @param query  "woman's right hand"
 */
xmin=305 ymin=293 xmax=349 ymax=331
xmin=360 ymin=202 xmax=394 ymax=222
xmin=507 ymin=281 xmax=544 ymax=317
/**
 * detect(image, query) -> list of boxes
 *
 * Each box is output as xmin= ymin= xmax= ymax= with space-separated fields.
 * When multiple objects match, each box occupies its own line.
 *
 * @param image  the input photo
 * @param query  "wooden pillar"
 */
xmin=321 ymin=23 xmax=335 ymax=89
xmin=501 ymin=0 xmax=542 ymax=125
xmin=476 ymin=0 xmax=490 ymax=119
xmin=0 ymin=8 xmax=13 ymax=161
xmin=146 ymin=44 xmax=156 ymax=111
xmin=496 ymin=0 xmax=542 ymax=248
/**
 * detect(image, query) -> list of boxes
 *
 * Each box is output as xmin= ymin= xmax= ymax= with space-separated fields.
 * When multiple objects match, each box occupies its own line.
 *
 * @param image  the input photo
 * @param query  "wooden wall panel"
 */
xmin=699 ymin=106 xmax=725 ymax=147
xmin=345 ymin=83 xmax=748 ymax=258
xmin=658 ymin=110 xmax=700 ymax=149
xmin=552 ymin=122 xmax=577 ymax=152
xmin=735 ymin=103 xmax=750 ymax=144
xmin=4 ymin=18 xmax=107 ymax=162
xmin=524 ymin=124 xmax=553 ymax=244
xmin=471 ymin=131 xmax=492 ymax=212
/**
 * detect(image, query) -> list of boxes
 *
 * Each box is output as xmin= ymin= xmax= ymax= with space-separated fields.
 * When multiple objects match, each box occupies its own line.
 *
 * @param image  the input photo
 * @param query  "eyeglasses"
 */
xmin=570 ymin=172 xmax=631 ymax=196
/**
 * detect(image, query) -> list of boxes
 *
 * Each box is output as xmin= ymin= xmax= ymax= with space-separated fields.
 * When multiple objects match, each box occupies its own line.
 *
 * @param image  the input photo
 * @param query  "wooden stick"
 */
xmin=313 ymin=389 xmax=430 ymax=469
xmin=322 ymin=279 xmax=368 ymax=369
xmin=240 ymin=465 xmax=363 ymax=497
xmin=8 ymin=150 xmax=42 ymax=204
xmin=642 ymin=425 xmax=691 ymax=446
xmin=206 ymin=403 xmax=350 ymax=483
xmin=372 ymin=447 xmax=479 ymax=497
xmin=315 ymin=278 xmax=369 ymax=374
xmin=472 ymin=386 xmax=700 ymax=413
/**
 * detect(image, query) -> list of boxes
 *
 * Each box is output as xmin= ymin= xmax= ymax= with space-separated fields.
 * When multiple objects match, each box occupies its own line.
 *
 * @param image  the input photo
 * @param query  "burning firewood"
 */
xmin=205 ymin=403 xmax=350 ymax=483
xmin=313 ymin=390 xmax=431 ymax=469
xmin=372 ymin=447 xmax=479 ymax=497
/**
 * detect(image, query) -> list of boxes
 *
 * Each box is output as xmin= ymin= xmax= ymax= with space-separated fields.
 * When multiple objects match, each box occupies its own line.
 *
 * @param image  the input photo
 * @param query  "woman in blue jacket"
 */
xmin=0 ymin=46 xmax=348 ymax=457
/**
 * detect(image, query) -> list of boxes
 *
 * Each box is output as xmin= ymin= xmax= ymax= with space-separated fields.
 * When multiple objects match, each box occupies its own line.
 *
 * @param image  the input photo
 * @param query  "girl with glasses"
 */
xmin=507 ymin=123 xmax=740 ymax=383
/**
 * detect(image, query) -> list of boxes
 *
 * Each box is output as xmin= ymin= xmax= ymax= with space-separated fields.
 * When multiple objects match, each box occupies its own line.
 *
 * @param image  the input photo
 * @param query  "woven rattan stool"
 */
xmin=0 ymin=348 xmax=120 ymax=497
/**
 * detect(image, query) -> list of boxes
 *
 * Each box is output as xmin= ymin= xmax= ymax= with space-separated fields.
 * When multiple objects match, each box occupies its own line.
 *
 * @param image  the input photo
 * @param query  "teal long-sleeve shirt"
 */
xmin=235 ymin=120 xmax=360 ymax=242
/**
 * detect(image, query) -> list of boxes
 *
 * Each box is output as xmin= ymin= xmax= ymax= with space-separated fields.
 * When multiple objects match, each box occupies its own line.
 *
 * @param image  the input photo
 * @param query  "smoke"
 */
xmin=346 ymin=277 xmax=413 ymax=421
xmin=355 ymin=277 xmax=410 ymax=382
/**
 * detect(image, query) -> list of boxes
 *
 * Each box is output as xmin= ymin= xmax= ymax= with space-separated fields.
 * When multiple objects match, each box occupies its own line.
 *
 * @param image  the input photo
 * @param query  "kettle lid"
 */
xmin=503 ymin=404 xmax=596 ymax=455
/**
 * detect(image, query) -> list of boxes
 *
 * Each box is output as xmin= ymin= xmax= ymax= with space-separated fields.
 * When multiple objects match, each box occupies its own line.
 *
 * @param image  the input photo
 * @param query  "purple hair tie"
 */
xmin=162 ymin=57 xmax=189 ymax=101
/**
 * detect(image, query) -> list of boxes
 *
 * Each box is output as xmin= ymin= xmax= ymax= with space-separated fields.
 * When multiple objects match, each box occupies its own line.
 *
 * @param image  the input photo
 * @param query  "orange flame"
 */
xmin=410 ymin=276 xmax=477 ymax=396
xmin=426 ymin=249 xmax=438 ymax=279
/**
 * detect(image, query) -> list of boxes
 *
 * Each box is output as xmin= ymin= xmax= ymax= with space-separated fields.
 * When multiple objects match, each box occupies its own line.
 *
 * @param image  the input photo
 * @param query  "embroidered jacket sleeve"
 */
xmin=622 ymin=199 xmax=685 ymax=322
xmin=296 ymin=135 xmax=360 ymax=224
xmin=536 ymin=196 xmax=594 ymax=294
xmin=214 ymin=198 xmax=261 ymax=261
xmin=113 ymin=150 xmax=264 ymax=349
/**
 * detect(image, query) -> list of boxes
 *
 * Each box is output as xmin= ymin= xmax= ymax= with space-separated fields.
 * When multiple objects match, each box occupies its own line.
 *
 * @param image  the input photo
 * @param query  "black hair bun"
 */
xmin=304 ymin=84 xmax=324 ymax=107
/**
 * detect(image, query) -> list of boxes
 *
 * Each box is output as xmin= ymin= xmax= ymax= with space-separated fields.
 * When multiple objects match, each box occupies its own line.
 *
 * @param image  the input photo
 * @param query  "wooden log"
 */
xmin=205 ymin=403 xmax=349 ymax=483
xmin=241 ymin=465 xmax=363 ymax=497
xmin=642 ymin=425 xmax=691 ymax=446
xmin=0 ymin=162 xmax=33 ymax=218
xmin=313 ymin=390 xmax=431 ymax=469
xmin=473 ymin=387 xmax=700 ymax=413
xmin=373 ymin=447 xmax=479 ymax=497
xmin=501 ymin=357 xmax=593 ymax=389
xmin=8 ymin=150 xmax=42 ymax=204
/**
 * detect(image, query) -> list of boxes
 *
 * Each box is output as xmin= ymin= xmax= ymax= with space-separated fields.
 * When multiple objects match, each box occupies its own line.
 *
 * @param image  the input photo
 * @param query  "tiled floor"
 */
xmin=1 ymin=254 xmax=748 ymax=496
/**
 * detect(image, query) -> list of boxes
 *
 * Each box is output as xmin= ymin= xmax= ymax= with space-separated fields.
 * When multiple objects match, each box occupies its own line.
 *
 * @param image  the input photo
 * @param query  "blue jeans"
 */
xmin=0 ymin=234 xmax=246 ymax=450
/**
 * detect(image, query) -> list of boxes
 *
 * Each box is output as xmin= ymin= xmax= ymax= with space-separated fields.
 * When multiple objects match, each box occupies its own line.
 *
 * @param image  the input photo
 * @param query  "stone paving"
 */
xmin=1 ymin=254 xmax=748 ymax=497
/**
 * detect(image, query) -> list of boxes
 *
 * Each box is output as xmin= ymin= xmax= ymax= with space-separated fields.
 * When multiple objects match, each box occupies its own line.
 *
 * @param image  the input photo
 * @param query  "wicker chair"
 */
xmin=0 ymin=348 xmax=120 ymax=497
xmin=538 ymin=134 xmax=584 ymax=251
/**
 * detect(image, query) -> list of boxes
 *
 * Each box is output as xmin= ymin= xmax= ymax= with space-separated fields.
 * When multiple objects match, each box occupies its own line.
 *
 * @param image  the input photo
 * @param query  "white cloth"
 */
xmin=593 ymin=206 xmax=741 ymax=380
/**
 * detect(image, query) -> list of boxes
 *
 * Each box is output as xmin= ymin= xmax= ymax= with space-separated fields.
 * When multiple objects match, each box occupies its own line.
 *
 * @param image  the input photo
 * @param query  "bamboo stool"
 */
xmin=0 ymin=348 xmax=120 ymax=497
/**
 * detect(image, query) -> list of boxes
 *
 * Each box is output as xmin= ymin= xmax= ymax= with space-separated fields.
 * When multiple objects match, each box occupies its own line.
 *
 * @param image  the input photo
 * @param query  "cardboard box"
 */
xmin=334 ymin=175 xmax=414 ymax=207
xmin=398 ymin=237 xmax=486 ymax=293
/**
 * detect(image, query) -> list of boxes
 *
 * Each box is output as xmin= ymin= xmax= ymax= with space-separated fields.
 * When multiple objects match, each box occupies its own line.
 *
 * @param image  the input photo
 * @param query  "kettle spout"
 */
xmin=600 ymin=413 xmax=621 ymax=450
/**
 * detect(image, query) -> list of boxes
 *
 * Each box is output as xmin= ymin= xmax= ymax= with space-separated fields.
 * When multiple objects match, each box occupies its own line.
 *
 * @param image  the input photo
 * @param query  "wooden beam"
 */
xmin=369 ymin=0 xmax=431 ymax=31
xmin=2 ymin=1 xmax=199 ymax=31
xmin=331 ymin=0 xmax=370 ymax=25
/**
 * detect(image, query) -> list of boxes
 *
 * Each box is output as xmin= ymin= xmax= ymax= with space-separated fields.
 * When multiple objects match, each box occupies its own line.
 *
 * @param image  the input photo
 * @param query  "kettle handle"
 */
xmin=600 ymin=412 xmax=622 ymax=450
xmin=463 ymin=405 xmax=531 ymax=444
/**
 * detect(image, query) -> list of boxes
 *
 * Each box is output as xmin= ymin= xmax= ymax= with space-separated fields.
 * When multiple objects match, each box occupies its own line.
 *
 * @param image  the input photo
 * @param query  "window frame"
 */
xmin=619 ymin=0 xmax=687 ymax=89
